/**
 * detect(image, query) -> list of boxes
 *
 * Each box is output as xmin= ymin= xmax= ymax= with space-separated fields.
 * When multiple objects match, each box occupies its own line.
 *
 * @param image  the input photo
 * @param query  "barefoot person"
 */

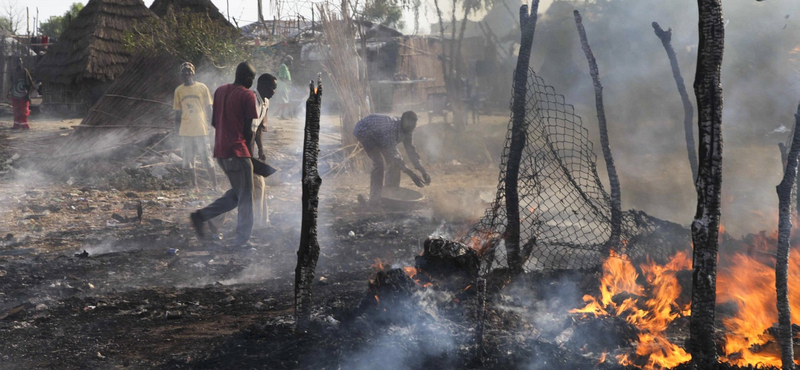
xmin=251 ymin=73 xmax=277 ymax=230
xmin=353 ymin=111 xmax=431 ymax=205
xmin=190 ymin=62 xmax=259 ymax=247
xmin=10 ymin=58 xmax=34 ymax=130
xmin=173 ymin=62 xmax=218 ymax=189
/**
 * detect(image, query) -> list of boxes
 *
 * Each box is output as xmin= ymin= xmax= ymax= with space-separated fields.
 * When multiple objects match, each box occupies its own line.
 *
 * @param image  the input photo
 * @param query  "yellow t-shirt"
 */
xmin=173 ymin=82 xmax=213 ymax=137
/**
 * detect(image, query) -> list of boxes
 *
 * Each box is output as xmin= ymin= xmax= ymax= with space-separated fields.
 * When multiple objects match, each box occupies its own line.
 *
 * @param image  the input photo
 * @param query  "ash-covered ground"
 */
xmin=0 ymin=107 xmax=790 ymax=370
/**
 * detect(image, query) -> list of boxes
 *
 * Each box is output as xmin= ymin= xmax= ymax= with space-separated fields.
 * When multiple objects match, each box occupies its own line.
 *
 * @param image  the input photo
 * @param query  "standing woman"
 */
xmin=275 ymin=55 xmax=292 ymax=120
xmin=10 ymin=58 xmax=34 ymax=130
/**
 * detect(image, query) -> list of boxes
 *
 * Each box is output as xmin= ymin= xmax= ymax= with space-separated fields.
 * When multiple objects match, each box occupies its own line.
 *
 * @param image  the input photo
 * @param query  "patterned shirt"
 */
xmin=353 ymin=114 xmax=421 ymax=167
xmin=11 ymin=68 xmax=33 ymax=99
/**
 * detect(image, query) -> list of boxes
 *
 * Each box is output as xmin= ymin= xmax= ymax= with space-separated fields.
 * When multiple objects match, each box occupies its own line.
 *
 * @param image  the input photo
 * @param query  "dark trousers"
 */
xmin=363 ymin=145 xmax=401 ymax=204
xmin=197 ymin=157 xmax=253 ymax=244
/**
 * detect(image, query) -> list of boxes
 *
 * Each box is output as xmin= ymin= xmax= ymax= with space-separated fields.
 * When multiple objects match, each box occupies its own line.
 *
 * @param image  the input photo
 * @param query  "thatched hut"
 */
xmin=35 ymin=0 xmax=157 ymax=113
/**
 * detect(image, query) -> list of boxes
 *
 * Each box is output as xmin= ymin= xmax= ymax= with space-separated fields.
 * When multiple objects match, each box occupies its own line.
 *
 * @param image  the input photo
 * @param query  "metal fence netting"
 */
xmin=462 ymin=68 xmax=687 ymax=274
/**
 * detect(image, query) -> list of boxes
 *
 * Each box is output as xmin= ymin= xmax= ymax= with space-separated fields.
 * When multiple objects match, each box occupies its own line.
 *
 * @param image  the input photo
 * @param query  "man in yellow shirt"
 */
xmin=174 ymin=62 xmax=218 ymax=189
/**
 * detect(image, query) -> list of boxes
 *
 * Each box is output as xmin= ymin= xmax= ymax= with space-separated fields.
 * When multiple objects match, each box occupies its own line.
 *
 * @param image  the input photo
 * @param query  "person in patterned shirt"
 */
xmin=353 ymin=111 xmax=431 ymax=204
xmin=9 ymin=58 xmax=34 ymax=130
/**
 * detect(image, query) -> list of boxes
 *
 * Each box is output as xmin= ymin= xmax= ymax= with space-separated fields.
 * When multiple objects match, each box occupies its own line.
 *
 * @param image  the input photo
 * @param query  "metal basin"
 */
xmin=381 ymin=186 xmax=425 ymax=210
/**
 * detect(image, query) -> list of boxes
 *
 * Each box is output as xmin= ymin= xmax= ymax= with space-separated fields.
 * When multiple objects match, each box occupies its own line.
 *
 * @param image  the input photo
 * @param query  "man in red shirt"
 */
xmin=190 ymin=62 xmax=259 ymax=247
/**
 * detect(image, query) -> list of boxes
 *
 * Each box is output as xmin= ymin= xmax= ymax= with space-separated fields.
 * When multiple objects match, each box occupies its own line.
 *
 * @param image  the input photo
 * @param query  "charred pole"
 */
xmin=689 ymin=0 xmax=724 ymax=366
xmin=652 ymin=22 xmax=699 ymax=182
xmin=504 ymin=0 xmax=539 ymax=275
xmin=295 ymin=76 xmax=323 ymax=328
xmin=776 ymin=103 xmax=800 ymax=370
xmin=574 ymin=10 xmax=622 ymax=254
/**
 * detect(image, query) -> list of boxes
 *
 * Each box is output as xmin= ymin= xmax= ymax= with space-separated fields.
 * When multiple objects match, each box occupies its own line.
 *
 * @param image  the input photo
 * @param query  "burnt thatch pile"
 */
xmin=35 ymin=0 xmax=157 ymax=112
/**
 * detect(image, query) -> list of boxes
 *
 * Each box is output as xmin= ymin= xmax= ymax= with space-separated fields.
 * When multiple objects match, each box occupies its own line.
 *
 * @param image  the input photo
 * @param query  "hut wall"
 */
xmin=43 ymin=80 xmax=111 ymax=113
xmin=391 ymin=36 xmax=446 ymax=112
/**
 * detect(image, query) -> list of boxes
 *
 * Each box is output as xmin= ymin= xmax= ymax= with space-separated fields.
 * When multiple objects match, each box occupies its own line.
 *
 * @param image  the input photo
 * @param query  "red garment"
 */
xmin=12 ymin=97 xmax=29 ymax=128
xmin=212 ymin=84 xmax=258 ymax=158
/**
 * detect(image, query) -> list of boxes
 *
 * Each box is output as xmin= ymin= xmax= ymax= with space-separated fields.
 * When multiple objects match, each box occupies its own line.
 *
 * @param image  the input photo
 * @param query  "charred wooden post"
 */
xmin=776 ymin=103 xmax=800 ymax=370
xmin=652 ymin=22 xmax=699 ymax=182
xmin=475 ymin=277 xmax=487 ymax=361
xmin=294 ymin=76 xmax=323 ymax=328
xmin=689 ymin=0 xmax=724 ymax=366
xmin=505 ymin=0 xmax=540 ymax=275
xmin=574 ymin=10 xmax=622 ymax=254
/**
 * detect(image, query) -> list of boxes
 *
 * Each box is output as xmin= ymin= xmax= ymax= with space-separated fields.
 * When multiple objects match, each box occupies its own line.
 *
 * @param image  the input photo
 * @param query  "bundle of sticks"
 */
xmin=316 ymin=3 xmax=371 ymax=170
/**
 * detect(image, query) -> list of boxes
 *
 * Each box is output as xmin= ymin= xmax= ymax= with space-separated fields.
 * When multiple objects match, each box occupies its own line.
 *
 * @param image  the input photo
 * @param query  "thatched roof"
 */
xmin=149 ymin=0 xmax=231 ymax=27
xmin=36 ymin=0 xmax=157 ymax=85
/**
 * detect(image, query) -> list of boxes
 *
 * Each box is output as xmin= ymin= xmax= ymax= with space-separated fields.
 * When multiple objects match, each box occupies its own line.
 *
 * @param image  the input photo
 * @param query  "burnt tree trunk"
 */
xmin=504 ymin=0 xmax=540 ymax=275
xmin=574 ymin=10 xmax=622 ymax=254
xmin=652 ymin=22 xmax=699 ymax=182
xmin=295 ymin=77 xmax=323 ymax=328
xmin=776 ymin=103 xmax=800 ymax=370
xmin=689 ymin=0 xmax=724 ymax=366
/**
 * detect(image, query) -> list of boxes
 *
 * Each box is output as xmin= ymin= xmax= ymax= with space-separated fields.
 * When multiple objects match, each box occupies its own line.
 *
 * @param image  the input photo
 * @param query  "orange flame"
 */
xmin=716 ymin=228 xmax=800 ymax=367
xmin=400 ymin=266 xmax=434 ymax=288
xmin=465 ymin=231 xmax=499 ymax=256
xmin=571 ymin=251 xmax=692 ymax=369
xmin=371 ymin=258 xmax=385 ymax=271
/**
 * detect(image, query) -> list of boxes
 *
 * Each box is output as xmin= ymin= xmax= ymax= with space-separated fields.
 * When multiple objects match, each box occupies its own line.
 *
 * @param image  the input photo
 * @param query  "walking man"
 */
xmin=252 ymin=73 xmax=278 ymax=230
xmin=353 ymin=111 xmax=431 ymax=205
xmin=10 ymin=58 xmax=34 ymax=130
xmin=173 ymin=62 xmax=218 ymax=189
xmin=190 ymin=62 xmax=259 ymax=247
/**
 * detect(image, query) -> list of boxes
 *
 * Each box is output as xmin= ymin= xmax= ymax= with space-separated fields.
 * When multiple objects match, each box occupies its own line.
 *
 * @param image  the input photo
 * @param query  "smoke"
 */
xmin=338 ymin=289 xmax=462 ymax=370
xmin=508 ymin=0 xmax=800 ymax=236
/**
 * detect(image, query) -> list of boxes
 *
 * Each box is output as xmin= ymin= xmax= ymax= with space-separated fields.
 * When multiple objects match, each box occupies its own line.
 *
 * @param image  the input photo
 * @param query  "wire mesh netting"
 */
xmin=461 ymin=68 xmax=688 ymax=274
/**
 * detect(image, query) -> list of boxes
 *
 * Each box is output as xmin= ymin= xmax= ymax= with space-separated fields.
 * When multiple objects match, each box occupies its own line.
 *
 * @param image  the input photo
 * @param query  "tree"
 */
xmin=432 ymin=0 xmax=493 ymax=129
xmin=361 ymin=0 xmax=405 ymax=30
xmin=38 ymin=2 xmax=83 ymax=38
xmin=123 ymin=8 xmax=246 ymax=69
xmin=0 ymin=1 xmax=23 ymax=34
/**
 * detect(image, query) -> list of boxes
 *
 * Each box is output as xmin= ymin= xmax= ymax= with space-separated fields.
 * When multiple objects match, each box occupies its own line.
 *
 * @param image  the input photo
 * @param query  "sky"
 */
xmin=4 ymin=0 xmax=555 ymax=36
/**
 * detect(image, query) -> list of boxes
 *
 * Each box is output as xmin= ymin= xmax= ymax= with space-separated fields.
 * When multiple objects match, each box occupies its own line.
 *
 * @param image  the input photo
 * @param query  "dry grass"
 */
xmin=317 ymin=4 xmax=372 ymax=171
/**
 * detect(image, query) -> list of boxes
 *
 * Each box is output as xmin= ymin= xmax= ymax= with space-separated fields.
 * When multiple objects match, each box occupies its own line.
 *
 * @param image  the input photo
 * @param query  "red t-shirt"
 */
xmin=212 ymin=84 xmax=258 ymax=158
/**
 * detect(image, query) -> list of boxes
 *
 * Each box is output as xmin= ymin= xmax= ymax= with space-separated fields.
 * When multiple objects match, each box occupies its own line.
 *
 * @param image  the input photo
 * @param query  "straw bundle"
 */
xmin=317 ymin=4 xmax=372 ymax=169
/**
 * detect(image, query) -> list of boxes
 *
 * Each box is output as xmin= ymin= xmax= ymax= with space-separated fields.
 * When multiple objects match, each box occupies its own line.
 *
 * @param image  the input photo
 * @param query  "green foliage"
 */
xmin=362 ymin=0 xmax=405 ymax=30
xmin=0 ymin=17 xmax=13 ymax=33
xmin=122 ymin=9 xmax=247 ymax=70
xmin=38 ymin=3 xmax=83 ymax=38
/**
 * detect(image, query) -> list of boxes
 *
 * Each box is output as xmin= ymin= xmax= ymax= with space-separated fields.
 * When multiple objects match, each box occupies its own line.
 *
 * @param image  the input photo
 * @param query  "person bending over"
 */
xmin=353 ymin=111 xmax=431 ymax=205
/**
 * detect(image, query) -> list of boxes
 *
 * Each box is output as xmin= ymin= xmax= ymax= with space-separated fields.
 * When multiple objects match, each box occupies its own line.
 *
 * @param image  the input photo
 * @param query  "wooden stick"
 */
xmin=652 ymin=22 xmax=698 ymax=182
xmin=73 ymin=125 xmax=167 ymax=129
xmin=574 ymin=10 xmax=622 ymax=255
xmin=295 ymin=76 xmax=323 ymax=328
xmin=103 ymin=94 xmax=172 ymax=107
xmin=505 ymin=0 xmax=540 ymax=275
xmin=776 ymin=103 xmax=800 ymax=370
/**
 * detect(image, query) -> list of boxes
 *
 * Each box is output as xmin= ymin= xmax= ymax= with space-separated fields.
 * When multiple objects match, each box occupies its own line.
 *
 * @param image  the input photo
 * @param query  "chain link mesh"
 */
xmin=462 ymin=68 xmax=686 ymax=274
